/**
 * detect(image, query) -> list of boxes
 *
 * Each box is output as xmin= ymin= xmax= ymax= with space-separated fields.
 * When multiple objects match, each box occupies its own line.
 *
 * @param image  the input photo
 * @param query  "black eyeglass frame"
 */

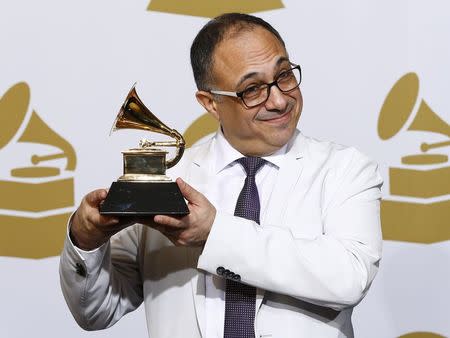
xmin=210 ymin=63 xmax=302 ymax=108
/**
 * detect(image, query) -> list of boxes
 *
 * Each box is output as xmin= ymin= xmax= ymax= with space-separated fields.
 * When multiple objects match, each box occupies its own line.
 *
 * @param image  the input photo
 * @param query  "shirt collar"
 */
xmin=214 ymin=128 xmax=288 ymax=174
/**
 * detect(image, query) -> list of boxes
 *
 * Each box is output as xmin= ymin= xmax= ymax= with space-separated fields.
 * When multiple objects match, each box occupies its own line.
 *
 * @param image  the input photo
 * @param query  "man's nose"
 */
xmin=264 ymin=85 xmax=288 ymax=111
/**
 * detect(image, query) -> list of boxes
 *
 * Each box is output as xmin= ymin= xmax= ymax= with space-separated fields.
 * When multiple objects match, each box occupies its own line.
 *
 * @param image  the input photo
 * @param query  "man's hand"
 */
xmin=142 ymin=178 xmax=216 ymax=247
xmin=70 ymin=189 xmax=136 ymax=251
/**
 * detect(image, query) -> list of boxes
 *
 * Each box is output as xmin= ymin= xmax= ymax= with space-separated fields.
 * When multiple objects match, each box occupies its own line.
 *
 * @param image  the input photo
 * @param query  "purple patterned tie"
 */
xmin=224 ymin=157 xmax=266 ymax=338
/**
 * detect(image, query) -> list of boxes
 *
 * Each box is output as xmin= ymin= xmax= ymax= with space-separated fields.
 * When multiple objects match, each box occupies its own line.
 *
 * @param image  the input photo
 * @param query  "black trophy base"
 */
xmin=99 ymin=181 xmax=189 ymax=216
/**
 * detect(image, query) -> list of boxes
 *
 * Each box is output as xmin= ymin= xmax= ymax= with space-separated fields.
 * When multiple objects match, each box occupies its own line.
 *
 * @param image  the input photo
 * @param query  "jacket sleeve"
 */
xmin=197 ymin=148 xmax=383 ymax=311
xmin=59 ymin=223 xmax=143 ymax=330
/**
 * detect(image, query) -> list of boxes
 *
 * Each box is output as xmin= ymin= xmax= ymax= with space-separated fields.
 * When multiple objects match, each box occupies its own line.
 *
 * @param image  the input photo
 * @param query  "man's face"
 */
xmin=205 ymin=26 xmax=303 ymax=156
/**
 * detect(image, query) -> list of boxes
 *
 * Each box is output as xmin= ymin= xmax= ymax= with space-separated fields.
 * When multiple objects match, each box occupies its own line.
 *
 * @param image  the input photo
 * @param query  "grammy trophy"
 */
xmin=100 ymin=84 xmax=189 ymax=216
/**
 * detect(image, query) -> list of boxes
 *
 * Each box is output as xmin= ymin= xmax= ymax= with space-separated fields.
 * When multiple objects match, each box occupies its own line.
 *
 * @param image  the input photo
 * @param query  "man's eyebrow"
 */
xmin=235 ymin=72 xmax=259 ymax=89
xmin=276 ymin=56 xmax=290 ymax=67
xmin=235 ymin=56 xmax=291 ymax=89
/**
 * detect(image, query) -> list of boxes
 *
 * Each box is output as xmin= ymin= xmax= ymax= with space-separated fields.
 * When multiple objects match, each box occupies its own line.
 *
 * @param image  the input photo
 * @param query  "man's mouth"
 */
xmin=256 ymin=106 xmax=293 ymax=124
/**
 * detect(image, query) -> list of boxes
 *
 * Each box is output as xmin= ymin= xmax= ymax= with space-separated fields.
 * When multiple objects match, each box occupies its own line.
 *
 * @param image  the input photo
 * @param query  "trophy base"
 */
xmin=99 ymin=181 xmax=189 ymax=216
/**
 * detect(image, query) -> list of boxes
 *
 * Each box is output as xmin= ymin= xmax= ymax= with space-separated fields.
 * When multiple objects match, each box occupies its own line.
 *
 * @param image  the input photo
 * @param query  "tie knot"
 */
xmin=236 ymin=157 xmax=266 ymax=176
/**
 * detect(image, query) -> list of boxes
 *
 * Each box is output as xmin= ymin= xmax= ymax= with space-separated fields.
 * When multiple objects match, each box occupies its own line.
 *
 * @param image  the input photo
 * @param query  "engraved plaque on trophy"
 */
xmin=99 ymin=84 xmax=189 ymax=216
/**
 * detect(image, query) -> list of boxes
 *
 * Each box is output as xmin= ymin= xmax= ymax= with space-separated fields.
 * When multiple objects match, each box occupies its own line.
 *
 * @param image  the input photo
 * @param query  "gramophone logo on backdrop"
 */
xmin=378 ymin=73 xmax=450 ymax=244
xmin=0 ymin=82 xmax=76 ymax=259
xmin=147 ymin=0 xmax=284 ymax=18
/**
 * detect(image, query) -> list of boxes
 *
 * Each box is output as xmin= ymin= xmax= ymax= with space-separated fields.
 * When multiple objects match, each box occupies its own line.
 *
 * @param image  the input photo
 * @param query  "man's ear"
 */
xmin=195 ymin=90 xmax=220 ymax=121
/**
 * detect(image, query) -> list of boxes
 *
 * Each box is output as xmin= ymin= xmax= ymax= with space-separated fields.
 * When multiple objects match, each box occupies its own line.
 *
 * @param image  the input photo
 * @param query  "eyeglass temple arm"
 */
xmin=210 ymin=90 xmax=239 ymax=97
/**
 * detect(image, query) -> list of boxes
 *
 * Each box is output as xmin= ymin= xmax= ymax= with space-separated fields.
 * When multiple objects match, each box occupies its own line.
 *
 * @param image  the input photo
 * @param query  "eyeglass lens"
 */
xmin=242 ymin=67 xmax=301 ymax=107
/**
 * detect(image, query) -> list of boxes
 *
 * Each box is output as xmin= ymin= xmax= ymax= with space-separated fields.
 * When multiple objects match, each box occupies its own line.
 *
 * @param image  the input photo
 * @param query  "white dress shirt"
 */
xmin=203 ymin=129 xmax=287 ymax=338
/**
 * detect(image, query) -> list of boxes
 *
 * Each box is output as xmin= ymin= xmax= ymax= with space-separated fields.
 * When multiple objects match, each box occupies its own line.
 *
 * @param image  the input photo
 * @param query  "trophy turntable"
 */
xmin=100 ymin=85 xmax=189 ymax=216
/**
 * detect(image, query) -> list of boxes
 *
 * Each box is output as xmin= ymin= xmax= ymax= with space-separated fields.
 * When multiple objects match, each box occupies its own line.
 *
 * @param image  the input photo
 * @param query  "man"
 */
xmin=60 ymin=13 xmax=382 ymax=338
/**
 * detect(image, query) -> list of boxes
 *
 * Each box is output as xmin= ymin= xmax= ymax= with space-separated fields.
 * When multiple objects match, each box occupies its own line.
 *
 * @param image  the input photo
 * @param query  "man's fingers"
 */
xmin=88 ymin=211 xmax=119 ymax=227
xmin=85 ymin=189 xmax=108 ymax=207
xmin=83 ymin=189 xmax=124 ymax=226
xmin=154 ymin=214 xmax=187 ymax=228
xmin=176 ymin=178 xmax=203 ymax=204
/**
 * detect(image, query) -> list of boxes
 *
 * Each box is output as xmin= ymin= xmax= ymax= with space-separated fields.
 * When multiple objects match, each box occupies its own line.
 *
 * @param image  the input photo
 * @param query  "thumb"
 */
xmin=85 ymin=189 xmax=108 ymax=207
xmin=176 ymin=178 xmax=203 ymax=204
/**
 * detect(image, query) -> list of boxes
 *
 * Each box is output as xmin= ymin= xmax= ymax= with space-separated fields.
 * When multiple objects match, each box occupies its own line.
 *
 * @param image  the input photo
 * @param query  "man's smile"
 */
xmin=255 ymin=103 xmax=294 ymax=125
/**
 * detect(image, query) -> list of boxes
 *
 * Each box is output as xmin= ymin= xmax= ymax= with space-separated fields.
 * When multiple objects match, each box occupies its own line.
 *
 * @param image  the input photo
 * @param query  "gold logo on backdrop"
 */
xmin=378 ymin=73 xmax=450 ymax=244
xmin=0 ymin=82 xmax=76 ymax=259
xmin=399 ymin=332 xmax=446 ymax=338
xmin=147 ymin=0 xmax=284 ymax=18
xmin=183 ymin=113 xmax=218 ymax=147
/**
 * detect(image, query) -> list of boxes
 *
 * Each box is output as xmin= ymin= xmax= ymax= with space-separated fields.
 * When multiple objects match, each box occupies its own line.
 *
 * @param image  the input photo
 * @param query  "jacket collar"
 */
xmin=191 ymin=129 xmax=306 ymax=170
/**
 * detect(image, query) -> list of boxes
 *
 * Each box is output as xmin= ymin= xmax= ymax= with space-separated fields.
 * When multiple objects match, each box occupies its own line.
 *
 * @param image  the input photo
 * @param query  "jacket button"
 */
xmin=232 ymin=274 xmax=241 ymax=282
xmin=75 ymin=263 xmax=86 ymax=277
xmin=216 ymin=266 xmax=225 ymax=276
xmin=223 ymin=269 xmax=231 ymax=277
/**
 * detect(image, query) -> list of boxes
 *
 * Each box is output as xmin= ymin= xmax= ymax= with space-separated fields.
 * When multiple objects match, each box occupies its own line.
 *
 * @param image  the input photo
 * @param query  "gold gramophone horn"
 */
xmin=111 ymin=84 xmax=185 ymax=168
xmin=378 ymin=73 xmax=450 ymax=141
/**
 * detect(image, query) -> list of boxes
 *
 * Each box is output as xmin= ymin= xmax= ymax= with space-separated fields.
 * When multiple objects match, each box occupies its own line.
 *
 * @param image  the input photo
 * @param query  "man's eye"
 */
xmin=243 ymin=86 xmax=261 ymax=97
xmin=278 ymin=70 xmax=293 ymax=81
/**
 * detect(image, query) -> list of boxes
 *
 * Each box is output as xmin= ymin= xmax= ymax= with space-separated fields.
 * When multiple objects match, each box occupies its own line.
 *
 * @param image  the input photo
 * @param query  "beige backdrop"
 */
xmin=0 ymin=0 xmax=448 ymax=337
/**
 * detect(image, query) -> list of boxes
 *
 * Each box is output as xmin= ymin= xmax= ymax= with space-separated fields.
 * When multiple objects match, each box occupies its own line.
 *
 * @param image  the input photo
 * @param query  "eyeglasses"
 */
xmin=210 ymin=64 xmax=302 ymax=108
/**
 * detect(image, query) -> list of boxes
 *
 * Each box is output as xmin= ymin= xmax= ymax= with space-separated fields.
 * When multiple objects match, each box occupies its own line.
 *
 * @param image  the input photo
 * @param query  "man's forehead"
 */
xmin=218 ymin=25 xmax=285 ymax=55
xmin=234 ymin=56 xmax=291 ymax=87
xmin=221 ymin=22 xmax=259 ymax=41
xmin=211 ymin=27 xmax=288 ymax=84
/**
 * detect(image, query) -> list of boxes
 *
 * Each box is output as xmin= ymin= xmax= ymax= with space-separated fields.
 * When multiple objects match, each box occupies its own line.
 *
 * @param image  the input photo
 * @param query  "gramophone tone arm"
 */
xmin=31 ymin=152 xmax=67 ymax=164
xmin=153 ymin=141 xmax=180 ymax=147
xmin=138 ymin=128 xmax=185 ymax=168
xmin=421 ymin=140 xmax=450 ymax=152
xmin=138 ymin=138 xmax=185 ymax=169
xmin=139 ymin=139 xmax=179 ymax=148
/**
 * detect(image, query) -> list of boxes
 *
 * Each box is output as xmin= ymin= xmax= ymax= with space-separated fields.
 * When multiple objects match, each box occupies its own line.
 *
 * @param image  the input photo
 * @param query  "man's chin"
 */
xmin=260 ymin=128 xmax=296 ymax=151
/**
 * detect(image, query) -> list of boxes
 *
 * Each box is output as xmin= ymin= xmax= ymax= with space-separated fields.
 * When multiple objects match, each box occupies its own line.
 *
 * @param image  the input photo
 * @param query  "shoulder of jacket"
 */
xmin=300 ymin=134 xmax=376 ymax=170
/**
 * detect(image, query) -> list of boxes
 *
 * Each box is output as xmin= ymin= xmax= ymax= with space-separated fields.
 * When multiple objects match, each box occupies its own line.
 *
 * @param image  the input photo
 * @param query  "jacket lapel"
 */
xmin=185 ymin=138 xmax=216 ymax=338
xmin=256 ymin=131 xmax=306 ymax=313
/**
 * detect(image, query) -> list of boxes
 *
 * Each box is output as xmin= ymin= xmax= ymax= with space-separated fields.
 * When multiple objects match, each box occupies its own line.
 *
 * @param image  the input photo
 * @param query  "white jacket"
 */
xmin=60 ymin=131 xmax=383 ymax=338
